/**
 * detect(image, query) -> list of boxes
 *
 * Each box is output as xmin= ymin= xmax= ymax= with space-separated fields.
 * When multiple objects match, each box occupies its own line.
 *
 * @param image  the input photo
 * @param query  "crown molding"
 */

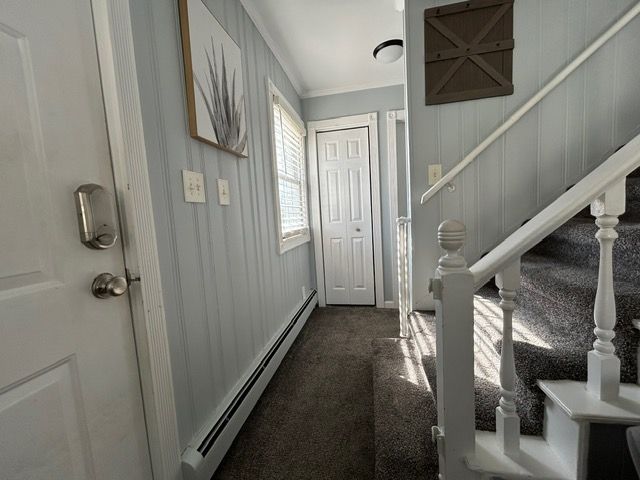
xmin=239 ymin=0 xmax=305 ymax=96
xmin=301 ymin=79 xmax=404 ymax=99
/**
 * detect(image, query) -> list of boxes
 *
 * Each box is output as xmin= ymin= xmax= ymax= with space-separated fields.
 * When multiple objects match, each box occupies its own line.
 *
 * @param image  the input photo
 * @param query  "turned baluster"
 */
xmin=495 ymin=259 xmax=521 ymax=455
xmin=588 ymin=179 xmax=625 ymax=400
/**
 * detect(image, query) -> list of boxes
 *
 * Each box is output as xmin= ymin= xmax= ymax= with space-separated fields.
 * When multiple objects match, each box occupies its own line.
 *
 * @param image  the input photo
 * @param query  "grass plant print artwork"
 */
xmin=179 ymin=0 xmax=248 ymax=157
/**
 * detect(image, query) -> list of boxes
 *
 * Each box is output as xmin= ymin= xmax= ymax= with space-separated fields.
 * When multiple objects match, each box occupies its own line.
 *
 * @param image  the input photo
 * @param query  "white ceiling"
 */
xmin=240 ymin=0 xmax=405 ymax=98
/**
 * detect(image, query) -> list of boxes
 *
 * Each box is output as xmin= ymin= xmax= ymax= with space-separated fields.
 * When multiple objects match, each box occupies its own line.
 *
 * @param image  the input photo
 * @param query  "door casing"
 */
xmin=307 ymin=113 xmax=385 ymax=308
xmin=90 ymin=1 xmax=181 ymax=478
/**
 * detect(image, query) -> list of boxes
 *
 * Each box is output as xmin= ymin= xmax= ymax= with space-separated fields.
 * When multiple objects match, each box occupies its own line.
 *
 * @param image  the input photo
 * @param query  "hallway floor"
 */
xmin=213 ymin=306 xmax=398 ymax=479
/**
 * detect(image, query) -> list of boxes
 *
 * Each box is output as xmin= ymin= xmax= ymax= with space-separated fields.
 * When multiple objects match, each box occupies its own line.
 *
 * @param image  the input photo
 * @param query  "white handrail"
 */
xmin=470 ymin=134 xmax=640 ymax=289
xmin=420 ymin=1 xmax=640 ymax=205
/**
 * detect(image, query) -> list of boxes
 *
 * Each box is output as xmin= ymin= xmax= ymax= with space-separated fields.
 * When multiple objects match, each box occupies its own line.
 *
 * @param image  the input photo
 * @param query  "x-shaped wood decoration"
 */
xmin=424 ymin=0 xmax=514 ymax=105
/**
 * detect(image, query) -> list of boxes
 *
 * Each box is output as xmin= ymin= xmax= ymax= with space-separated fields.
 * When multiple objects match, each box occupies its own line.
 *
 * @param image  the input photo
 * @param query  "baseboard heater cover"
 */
xmin=181 ymin=290 xmax=317 ymax=480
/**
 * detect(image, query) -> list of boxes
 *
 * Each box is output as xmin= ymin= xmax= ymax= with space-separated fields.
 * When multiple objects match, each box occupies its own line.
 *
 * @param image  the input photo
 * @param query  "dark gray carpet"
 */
xmin=212 ymin=306 xmax=398 ymax=480
xmin=372 ymin=338 xmax=438 ymax=480
xmin=416 ymin=172 xmax=640 ymax=448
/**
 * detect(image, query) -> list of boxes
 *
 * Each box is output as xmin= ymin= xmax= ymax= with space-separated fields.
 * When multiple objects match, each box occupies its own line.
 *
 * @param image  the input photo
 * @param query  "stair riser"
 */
xmin=543 ymin=398 xmax=588 ymax=479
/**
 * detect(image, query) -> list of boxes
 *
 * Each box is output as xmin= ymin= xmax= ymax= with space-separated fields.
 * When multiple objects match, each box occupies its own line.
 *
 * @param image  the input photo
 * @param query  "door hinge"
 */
xmin=429 ymin=278 xmax=442 ymax=300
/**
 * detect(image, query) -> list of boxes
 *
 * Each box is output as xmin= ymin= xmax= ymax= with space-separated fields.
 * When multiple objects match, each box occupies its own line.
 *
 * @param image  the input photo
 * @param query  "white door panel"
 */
xmin=318 ymin=127 xmax=375 ymax=305
xmin=0 ymin=1 xmax=151 ymax=479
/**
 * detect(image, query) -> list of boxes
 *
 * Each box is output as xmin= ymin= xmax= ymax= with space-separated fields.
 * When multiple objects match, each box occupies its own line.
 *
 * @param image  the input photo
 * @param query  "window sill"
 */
xmin=279 ymin=232 xmax=311 ymax=255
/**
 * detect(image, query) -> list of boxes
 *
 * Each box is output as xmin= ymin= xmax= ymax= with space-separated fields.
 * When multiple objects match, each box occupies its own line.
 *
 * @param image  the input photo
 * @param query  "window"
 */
xmin=268 ymin=81 xmax=310 ymax=254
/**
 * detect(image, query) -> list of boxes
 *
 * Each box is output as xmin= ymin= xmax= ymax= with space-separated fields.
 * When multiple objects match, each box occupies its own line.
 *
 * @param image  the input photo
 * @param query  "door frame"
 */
xmin=307 ymin=113 xmax=384 ymax=308
xmin=386 ymin=109 xmax=406 ymax=308
xmin=91 ymin=1 xmax=181 ymax=478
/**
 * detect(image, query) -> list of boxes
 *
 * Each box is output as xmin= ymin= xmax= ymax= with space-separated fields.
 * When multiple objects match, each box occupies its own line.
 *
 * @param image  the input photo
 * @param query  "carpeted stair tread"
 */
xmin=530 ymin=218 xmax=640 ymax=282
xmin=372 ymin=338 xmax=438 ymax=480
xmin=412 ymin=312 xmax=543 ymax=436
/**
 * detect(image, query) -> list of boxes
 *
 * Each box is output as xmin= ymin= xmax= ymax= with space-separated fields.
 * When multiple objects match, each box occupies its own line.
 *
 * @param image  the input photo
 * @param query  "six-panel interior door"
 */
xmin=318 ymin=127 xmax=375 ymax=305
xmin=0 ymin=1 xmax=152 ymax=479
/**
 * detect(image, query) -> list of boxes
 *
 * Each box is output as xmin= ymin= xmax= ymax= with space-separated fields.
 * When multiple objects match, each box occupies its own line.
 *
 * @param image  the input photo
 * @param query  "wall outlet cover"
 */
xmin=428 ymin=164 xmax=442 ymax=186
xmin=182 ymin=170 xmax=206 ymax=203
xmin=217 ymin=178 xmax=230 ymax=206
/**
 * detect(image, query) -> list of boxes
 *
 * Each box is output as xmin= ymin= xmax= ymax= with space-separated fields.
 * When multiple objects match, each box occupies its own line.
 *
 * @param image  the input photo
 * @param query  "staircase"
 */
xmin=372 ymin=145 xmax=640 ymax=479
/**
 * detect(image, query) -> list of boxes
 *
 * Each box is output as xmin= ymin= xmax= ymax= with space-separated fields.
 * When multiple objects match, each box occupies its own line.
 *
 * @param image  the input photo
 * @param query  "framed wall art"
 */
xmin=179 ymin=0 xmax=248 ymax=157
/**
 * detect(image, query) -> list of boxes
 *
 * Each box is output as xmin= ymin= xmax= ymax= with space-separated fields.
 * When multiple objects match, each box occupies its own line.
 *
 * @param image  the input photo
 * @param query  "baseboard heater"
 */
xmin=181 ymin=290 xmax=318 ymax=480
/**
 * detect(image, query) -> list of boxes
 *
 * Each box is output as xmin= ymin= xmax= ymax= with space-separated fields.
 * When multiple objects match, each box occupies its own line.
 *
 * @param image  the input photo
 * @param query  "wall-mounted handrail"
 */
xmin=420 ymin=1 xmax=640 ymax=206
xmin=469 ymin=134 xmax=640 ymax=289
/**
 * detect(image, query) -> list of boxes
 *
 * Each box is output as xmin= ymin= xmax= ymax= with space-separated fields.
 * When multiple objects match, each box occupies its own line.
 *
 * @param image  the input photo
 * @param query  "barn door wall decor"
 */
xmin=424 ymin=0 xmax=514 ymax=105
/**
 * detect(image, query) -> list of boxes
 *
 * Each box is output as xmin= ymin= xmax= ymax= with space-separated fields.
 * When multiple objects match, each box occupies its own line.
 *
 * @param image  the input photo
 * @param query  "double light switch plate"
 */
xmin=182 ymin=170 xmax=206 ymax=203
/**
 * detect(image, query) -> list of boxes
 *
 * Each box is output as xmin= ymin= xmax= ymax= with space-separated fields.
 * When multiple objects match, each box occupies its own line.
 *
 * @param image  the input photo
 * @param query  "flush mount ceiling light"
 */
xmin=373 ymin=39 xmax=404 ymax=64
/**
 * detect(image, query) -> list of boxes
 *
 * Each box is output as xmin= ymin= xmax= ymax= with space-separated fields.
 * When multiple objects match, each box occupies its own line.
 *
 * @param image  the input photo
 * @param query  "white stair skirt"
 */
xmin=465 ymin=431 xmax=574 ymax=480
xmin=539 ymin=380 xmax=640 ymax=424
xmin=540 ymin=380 xmax=640 ymax=480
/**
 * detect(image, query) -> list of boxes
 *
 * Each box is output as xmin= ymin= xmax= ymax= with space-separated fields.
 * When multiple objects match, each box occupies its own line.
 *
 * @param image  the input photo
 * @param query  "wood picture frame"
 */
xmin=424 ymin=0 xmax=514 ymax=105
xmin=178 ymin=0 xmax=248 ymax=157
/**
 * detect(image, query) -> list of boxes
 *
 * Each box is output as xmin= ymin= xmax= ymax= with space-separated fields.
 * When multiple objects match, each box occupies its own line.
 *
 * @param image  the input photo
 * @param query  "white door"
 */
xmin=0 ymin=2 xmax=152 ymax=479
xmin=318 ymin=127 xmax=375 ymax=305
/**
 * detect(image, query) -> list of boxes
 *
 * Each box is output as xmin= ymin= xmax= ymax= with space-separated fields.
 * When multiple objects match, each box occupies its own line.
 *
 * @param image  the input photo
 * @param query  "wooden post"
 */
xmin=495 ymin=259 xmax=521 ymax=455
xmin=588 ymin=180 xmax=625 ymax=400
xmin=397 ymin=218 xmax=410 ymax=338
xmin=432 ymin=220 xmax=476 ymax=480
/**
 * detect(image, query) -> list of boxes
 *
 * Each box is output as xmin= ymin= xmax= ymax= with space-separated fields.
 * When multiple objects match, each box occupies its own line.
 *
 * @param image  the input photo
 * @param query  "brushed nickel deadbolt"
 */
xmin=92 ymin=273 xmax=128 ymax=298
xmin=74 ymin=184 xmax=118 ymax=249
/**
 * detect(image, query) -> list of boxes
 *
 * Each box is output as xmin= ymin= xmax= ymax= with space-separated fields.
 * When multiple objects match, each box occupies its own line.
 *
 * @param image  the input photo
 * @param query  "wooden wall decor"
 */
xmin=424 ymin=0 xmax=514 ymax=105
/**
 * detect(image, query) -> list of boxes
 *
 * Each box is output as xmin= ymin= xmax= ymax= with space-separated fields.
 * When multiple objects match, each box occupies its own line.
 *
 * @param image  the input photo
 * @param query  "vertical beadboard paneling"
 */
xmin=407 ymin=0 xmax=640 ymax=309
xmin=129 ymin=0 xmax=314 ymax=450
xmin=539 ymin=1 xmax=569 ymax=204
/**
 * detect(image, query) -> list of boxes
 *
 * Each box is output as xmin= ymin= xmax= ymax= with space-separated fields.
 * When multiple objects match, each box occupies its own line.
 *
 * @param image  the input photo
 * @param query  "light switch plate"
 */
xmin=428 ymin=164 xmax=442 ymax=186
xmin=182 ymin=170 xmax=206 ymax=203
xmin=217 ymin=179 xmax=230 ymax=206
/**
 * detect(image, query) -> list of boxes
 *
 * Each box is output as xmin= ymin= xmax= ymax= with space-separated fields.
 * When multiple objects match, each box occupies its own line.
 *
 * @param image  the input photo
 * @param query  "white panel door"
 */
xmin=0 ymin=2 xmax=152 ymax=479
xmin=318 ymin=127 xmax=375 ymax=305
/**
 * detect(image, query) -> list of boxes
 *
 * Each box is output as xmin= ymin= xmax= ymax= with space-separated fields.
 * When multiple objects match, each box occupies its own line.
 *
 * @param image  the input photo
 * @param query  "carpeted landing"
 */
xmin=212 ymin=306 xmax=398 ymax=480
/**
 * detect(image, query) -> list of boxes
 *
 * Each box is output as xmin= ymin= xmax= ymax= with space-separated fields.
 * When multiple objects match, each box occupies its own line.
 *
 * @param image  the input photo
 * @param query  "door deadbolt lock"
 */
xmin=74 ymin=184 xmax=118 ymax=249
xmin=92 ymin=273 xmax=128 ymax=299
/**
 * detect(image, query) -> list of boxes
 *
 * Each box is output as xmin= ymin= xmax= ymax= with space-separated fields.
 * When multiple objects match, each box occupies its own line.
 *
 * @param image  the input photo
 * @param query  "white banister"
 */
xmin=470 ymin=134 xmax=640 ymax=290
xmin=397 ymin=217 xmax=411 ymax=338
xmin=587 ymin=180 xmax=626 ymax=400
xmin=431 ymin=220 xmax=476 ymax=480
xmin=420 ymin=1 xmax=640 ymax=206
xmin=495 ymin=259 xmax=521 ymax=455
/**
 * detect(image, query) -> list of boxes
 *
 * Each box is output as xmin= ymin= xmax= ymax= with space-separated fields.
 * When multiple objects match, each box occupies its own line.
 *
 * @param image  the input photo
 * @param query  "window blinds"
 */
xmin=272 ymin=97 xmax=308 ymax=239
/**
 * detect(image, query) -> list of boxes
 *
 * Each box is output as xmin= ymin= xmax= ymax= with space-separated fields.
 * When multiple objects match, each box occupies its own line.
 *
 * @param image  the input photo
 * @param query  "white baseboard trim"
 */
xmin=181 ymin=290 xmax=318 ymax=480
xmin=384 ymin=300 xmax=398 ymax=309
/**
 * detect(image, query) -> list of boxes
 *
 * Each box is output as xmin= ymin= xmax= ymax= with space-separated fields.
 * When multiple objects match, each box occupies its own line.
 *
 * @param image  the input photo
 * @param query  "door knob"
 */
xmin=92 ymin=273 xmax=128 ymax=299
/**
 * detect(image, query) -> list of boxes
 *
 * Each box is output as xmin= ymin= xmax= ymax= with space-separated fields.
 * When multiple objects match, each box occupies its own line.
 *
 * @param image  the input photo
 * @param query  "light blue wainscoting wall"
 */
xmin=302 ymin=84 xmax=405 ymax=305
xmin=129 ymin=0 xmax=315 ymax=450
xmin=406 ymin=0 xmax=640 ymax=309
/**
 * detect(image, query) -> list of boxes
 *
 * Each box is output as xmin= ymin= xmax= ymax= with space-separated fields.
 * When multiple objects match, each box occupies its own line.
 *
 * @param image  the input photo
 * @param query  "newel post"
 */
xmin=431 ymin=220 xmax=476 ymax=480
xmin=588 ymin=179 xmax=625 ymax=400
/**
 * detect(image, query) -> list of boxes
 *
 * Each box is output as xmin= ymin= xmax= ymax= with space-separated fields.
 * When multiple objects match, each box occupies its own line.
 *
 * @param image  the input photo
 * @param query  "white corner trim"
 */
xmin=301 ymin=80 xmax=405 ymax=99
xmin=240 ymin=0 xmax=305 ymax=96
xmin=91 ymin=1 xmax=182 ymax=479
xmin=307 ymin=112 xmax=385 ymax=308
xmin=386 ymin=109 xmax=406 ymax=309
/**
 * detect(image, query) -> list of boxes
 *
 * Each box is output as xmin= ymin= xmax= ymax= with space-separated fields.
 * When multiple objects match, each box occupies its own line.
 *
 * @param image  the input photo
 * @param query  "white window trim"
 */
xmin=267 ymin=79 xmax=311 ymax=254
